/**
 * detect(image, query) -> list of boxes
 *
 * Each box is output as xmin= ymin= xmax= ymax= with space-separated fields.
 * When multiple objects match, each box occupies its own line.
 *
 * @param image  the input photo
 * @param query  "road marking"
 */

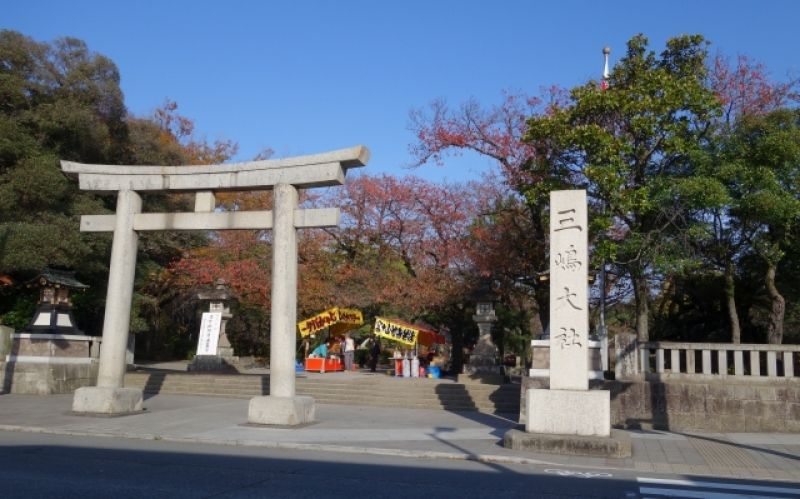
xmin=637 ymin=476 xmax=800 ymax=498
xmin=544 ymin=468 xmax=612 ymax=479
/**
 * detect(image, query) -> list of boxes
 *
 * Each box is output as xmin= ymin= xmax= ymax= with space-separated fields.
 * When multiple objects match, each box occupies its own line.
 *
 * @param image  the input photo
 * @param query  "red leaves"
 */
xmin=710 ymin=54 xmax=800 ymax=125
xmin=408 ymin=91 xmax=546 ymax=191
xmin=170 ymin=230 xmax=271 ymax=306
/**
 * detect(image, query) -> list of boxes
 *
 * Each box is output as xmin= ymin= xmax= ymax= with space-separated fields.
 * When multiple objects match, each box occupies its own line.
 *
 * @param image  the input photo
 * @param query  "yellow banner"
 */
xmin=298 ymin=307 xmax=363 ymax=337
xmin=373 ymin=317 xmax=418 ymax=346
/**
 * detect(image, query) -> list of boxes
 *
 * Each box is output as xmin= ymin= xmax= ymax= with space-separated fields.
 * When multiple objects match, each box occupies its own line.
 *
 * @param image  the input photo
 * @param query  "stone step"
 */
xmin=130 ymin=387 xmax=517 ymax=402
xmin=140 ymin=390 xmax=513 ymax=412
xmin=125 ymin=373 xmax=519 ymax=393
xmin=124 ymin=372 xmax=520 ymax=414
xmin=127 ymin=382 xmax=518 ymax=404
xmin=143 ymin=387 xmax=504 ymax=406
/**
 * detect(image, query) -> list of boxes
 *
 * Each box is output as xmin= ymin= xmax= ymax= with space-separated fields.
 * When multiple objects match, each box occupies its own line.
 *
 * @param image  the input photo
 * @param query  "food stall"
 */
xmin=373 ymin=317 xmax=446 ymax=377
xmin=298 ymin=307 xmax=363 ymax=372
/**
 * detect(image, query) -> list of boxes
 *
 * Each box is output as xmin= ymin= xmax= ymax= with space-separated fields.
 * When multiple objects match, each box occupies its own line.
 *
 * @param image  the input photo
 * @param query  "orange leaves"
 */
xmin=152 ymin=99 xmax=238 ymax=165
xmin=170 ymin=230 xmax=270 ymax=306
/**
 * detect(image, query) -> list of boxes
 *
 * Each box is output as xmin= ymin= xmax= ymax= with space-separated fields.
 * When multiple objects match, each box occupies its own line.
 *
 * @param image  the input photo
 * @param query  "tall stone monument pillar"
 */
xmin=505 ymin=190 xmax=626 ymax=456
xmin=526 ymin=190 xmax=609 ymax=436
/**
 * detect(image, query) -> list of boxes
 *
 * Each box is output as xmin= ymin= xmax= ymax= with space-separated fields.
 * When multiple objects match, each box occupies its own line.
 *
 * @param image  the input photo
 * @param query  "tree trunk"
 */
xmin=633 ymin=271 xmax=650 ymax=342
xmin=765 ymin=262 xmax=785 ymax=344
xmin=724 ymin=262 xmax=741 ymax=344
xmin=533 ymin=280 xmax=549 ymax=336
xmin=529 ymin=200 xmax=549 ymax=333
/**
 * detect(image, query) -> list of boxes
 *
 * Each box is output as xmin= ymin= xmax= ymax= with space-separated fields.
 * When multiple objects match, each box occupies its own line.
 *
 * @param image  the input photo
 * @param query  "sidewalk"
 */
xmin=0 ymin=392 xmax=798 ymax=482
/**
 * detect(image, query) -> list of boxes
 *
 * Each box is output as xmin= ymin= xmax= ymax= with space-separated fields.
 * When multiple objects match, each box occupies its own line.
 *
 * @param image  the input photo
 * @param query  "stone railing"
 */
xmin=529 ymin=339 xmax=604 ymax=380
xmin=638 ymin=341 xmax=799 ymax=380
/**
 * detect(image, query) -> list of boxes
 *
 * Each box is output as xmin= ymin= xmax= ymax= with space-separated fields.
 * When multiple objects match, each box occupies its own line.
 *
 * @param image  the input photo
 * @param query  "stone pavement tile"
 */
xmin=731 ymin=467 xmax=756 ymax=478
xmin=653 ymin=463 xmax=674 ymax=473
xmin=709 ymin=467 xmax=737 ymax=477
xmin=645 ymin=448 xmax=668 ymax=464
xmin=568 ymin=456 xmax=606 ymax=468
xmin=670 ymin=464 xmax=691 ymax=474
xmin=731 ymin=433 xmax=800 ymax=445
xmin=751 ymin=469 xmax=775 ymax=480
xmin=745 ymin=447 xmax=775 ymax=467
xmin=634 ymin=462 xmax=654 ymax=472
xmin=605 ymin=457 xmax=633 ymax=468
xmin=763 ymin=452 xmax=800 ymax=472
xmin=768 ymin=470 xmax=794 ymax=481
xmin=688 ymin=465 xmax=712 ymax=475
xmin=662 ymin=445 xmax=686 ymax=465
xmin=676 ymin=449 xmax=706 ymax=466
xmin=546 ymin=454 xmax=573 ymax=465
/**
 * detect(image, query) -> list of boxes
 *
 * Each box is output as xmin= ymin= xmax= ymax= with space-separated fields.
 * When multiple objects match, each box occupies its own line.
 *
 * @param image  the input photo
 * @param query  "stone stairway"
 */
xmin=123 ymin=371 xmax=520 ymax=414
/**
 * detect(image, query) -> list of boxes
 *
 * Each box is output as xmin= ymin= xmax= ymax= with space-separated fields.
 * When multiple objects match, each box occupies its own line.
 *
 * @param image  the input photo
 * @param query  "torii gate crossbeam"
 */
xmin=62 ymin=146 xmax=369 ymax=425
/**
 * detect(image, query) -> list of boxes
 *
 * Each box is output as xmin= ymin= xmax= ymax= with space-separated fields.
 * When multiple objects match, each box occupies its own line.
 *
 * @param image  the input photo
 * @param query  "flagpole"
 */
xmin=599 ymin=46 xmax=611 ymax=372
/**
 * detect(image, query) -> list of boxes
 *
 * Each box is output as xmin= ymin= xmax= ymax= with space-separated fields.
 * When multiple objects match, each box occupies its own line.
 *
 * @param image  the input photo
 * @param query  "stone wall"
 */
xmin=1 ymin=360 xmax=98 ymax=395
xmin=521 ymin=376 xmax=800 ymax=433
xmin=1 ymin=332 xmax=100 ymax=394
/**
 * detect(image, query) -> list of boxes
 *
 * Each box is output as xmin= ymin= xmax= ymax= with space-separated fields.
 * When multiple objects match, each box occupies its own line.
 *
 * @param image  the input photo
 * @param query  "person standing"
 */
xmin=368 ymin=336 xmax=381 ymax=372
xmin=343 ymin=333 xmax=355 ymax=372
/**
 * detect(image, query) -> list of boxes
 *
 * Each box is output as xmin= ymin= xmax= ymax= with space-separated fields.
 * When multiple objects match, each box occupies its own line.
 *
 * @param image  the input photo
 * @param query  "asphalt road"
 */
xmin=1 ymin=431 xmax=641 ymax=498
xmin=5 ymin=431 xmax=800 ymax=498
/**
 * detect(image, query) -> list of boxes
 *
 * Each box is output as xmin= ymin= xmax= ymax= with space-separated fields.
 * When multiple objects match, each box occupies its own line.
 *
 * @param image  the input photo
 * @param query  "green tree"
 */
xmin=0 ymin=31 xmax=227 ymax=345
xmin=524 ymin=34 xmax=723 ymax=341
xmin=719 ymin=109 xmax=800 ymax=344
xmin=0 ymin=30 xmax=126 ymax=295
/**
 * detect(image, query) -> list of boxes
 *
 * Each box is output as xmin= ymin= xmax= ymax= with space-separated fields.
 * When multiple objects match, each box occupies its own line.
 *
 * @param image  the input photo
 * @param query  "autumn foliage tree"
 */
xmin=408 ymin=92 xmax=557 ymax=333
xmin=311 ymin=174 xmax=488 ymax=317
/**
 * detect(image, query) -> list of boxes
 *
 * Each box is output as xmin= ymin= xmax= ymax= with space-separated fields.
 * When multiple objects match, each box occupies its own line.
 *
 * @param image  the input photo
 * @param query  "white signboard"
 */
xmin=197 ymin=312 xmax=222 ymax=356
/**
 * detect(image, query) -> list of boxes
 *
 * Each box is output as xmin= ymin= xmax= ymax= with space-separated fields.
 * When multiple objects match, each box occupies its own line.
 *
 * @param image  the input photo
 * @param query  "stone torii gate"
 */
xmin=61 ymin=146 xmax=369 ymax=425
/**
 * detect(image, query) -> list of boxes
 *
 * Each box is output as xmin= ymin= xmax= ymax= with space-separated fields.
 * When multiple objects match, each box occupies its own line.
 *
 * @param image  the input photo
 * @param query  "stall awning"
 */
xmin=373 ymin=317 xmax=446 ymax=347
xmin=297 ymin=307 xmax=363 ymax=337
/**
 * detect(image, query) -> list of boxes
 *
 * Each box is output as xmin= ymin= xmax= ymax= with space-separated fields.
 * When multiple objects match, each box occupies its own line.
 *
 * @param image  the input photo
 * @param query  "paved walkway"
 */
xmin=0 ymin=392 xmax=798 ymax=482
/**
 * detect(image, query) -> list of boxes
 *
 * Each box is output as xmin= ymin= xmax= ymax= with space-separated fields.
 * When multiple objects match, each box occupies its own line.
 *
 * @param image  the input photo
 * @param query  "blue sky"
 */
xmin=4 ymin=1 xmax=799 ymax=183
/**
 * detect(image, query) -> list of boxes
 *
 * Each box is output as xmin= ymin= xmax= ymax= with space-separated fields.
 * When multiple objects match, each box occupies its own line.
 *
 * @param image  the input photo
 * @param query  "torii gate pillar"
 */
xmin=62 ymin=146 xmax=369 ymax=423
xmin=248 ymin=183 xmax=314 ymax=424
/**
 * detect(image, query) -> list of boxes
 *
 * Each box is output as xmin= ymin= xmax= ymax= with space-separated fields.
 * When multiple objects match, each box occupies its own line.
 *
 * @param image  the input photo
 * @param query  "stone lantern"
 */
xmin=460 ymin=281 xmax=503 ymax=383
xmin=188 ymin=278 xmax=237 ymax=372
xmin=24 ymin=268 xmax=88 ymax=334
xmin=2 ymin=268 xmax=101 ymax=394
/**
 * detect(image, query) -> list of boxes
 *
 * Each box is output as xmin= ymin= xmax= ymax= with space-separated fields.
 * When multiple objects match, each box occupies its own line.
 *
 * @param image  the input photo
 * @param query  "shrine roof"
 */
xmin=26 ymin=268 xmax=89 ymax=290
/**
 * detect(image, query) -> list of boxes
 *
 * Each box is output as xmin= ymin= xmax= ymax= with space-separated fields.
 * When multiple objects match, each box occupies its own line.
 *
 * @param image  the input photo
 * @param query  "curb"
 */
xmin=0 ymin=424 xmax=560 ymax=467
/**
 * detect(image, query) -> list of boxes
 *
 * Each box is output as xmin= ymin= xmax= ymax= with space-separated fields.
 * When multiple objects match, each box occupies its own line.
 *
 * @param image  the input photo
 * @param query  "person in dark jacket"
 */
xmin=368 ymin=336 xmax=381 ymax=372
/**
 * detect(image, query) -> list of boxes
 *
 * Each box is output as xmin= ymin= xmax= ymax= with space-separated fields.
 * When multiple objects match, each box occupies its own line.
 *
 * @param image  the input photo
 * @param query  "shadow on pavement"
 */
xmin=0 ymin=437 xmax=642 ymax=498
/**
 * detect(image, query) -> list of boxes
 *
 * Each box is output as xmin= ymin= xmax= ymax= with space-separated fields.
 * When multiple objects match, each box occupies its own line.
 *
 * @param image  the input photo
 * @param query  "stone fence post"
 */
xmin=0 ymin=325 xmax=13 ymax=358
xmin=614 ymin=332 xmax=640 ymax=381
